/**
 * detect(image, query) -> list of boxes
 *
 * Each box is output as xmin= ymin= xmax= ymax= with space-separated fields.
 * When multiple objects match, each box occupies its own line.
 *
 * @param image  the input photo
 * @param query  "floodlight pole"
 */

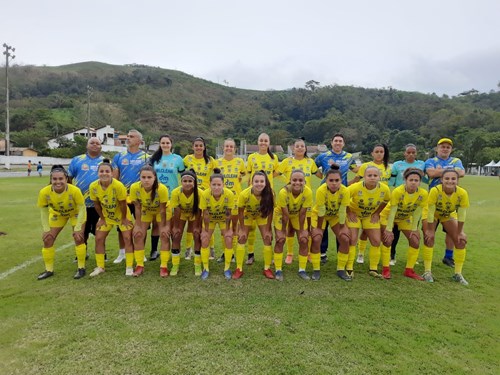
xmin=3 ymin=43 xmax=15 ymax=169
xmin=86 ymin=85 xmax=93 ymax=138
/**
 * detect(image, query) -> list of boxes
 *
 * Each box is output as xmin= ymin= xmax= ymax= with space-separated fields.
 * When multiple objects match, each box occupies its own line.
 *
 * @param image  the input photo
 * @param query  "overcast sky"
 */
xmin=2 ymin=0 xmax=499 ymax=95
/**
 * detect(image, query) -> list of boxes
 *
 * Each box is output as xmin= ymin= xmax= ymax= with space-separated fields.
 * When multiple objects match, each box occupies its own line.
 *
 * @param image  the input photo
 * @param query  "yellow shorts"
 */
xmin=207 ymin=221 xmax=228 ymax=230
xmin=244 ymin=215 xmax=268 ymax=227
xmin=49 ymin=212 xmax=81 ymax=228
xmin=380 ymin=215 xmax=413 ymax=231
xmin=310 ymin=213 xmax=339 ymax=230
xmin=274 ymin=214 xmax=307 ymax=231
xmin=140 ymin=211 xmax=162 ymax=224
xmin=180 ymin=212 xmax=196 ymax=222
xmin=98 ymin=219 xmax=134 ymax=232
xmin=347 ymin=215 xmax=380 ymax=230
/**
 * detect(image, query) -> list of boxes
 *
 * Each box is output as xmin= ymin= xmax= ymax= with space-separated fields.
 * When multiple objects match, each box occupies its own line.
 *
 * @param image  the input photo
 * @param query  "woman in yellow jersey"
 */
xmin=170 ymin=170 xmax=203 ymax=276
xmin=214 ymin=138 xmax=246 ymax=263
xmin=37 ymin=165 xmax=87 ymax=280
xmin=350 ymin=144 xmax=391 ymax=264
xmin=346 ymin=166 xmax=391 ymax=278
xmin=233 ymin=171 xmax=275 ymax=279
xmin=199 ymin=169 xmax=237 ymax=280
xmin=245 ymin=133 xmax=280 ymax=265
xmin=273 ymin=170 xmax=313 ymax=281
xmin=89 ymin=159 xmax=134 ymax=277
xmin=279 ymin=137 xmax=319 ymax=264
xmin=310 ymin=165 xmax=351 ymax=281
xmin=380 ymin=168 xmax=428 ymax=280
xmin=183 ymin=137 xmax=216 ymax=260
xmin=130 ymin=165 xmax=170 ymax=278
xmin=421 ymin=169 xmax=470 ymax=285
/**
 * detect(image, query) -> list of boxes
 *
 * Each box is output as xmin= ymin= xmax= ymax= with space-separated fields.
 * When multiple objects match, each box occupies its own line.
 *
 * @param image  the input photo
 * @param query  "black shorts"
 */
xmin=85 ymin=207 xmax=100 ymax=236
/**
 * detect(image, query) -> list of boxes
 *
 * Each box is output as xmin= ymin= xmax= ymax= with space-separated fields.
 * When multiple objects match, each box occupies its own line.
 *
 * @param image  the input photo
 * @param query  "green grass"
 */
xmin=0 ymin=176 xmax=499 ymax=374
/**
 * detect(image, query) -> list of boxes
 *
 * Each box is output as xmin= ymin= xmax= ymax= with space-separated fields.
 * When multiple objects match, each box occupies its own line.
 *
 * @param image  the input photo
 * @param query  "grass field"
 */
xmin=0 ymin=175 xmax=499 ymax=374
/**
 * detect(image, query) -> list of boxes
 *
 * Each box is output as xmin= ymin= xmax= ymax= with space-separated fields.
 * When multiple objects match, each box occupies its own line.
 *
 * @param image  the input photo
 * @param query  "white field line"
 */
xmin=0 ymin=242 xmax=74 ymax=281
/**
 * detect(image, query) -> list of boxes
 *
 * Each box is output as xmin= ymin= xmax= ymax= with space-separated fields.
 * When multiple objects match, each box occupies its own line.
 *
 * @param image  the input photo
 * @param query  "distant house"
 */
xmin=0 ymin=139 xmax=38 ymax=156
xmin=245 ymin=145 xmax=284 ymax=155
xmin=47 ymin=125 xmax=144 ymax=152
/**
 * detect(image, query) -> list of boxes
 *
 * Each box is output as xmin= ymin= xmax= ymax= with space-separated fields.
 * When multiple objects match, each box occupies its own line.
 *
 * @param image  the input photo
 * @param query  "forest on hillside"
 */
xmin=1 ymin=62 xmax=500 ymax=166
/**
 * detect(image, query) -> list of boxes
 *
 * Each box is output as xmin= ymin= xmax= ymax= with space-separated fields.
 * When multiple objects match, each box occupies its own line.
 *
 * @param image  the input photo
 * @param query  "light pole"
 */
xmin=86 ymin=85 xmax=93 ymax=138
xmin=3 ymin=43 xmax=15 ymax=169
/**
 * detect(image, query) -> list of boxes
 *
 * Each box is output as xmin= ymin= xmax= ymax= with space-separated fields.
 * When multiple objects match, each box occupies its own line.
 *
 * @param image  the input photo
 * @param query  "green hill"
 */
xmin=1 ymin=61 xmax=500 ymax=164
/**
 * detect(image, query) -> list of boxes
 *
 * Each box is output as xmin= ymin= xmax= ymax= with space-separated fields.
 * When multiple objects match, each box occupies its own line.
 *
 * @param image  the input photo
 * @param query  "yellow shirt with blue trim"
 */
xmin=129 ymin=181 xmax=169 ymax=216
xmin=215 ymin=157 xmax=246 ymax=195
xmin=348 ymin=181 xmax=391 ymax=218
xmin=357 ymin=162 xmax=391 ymax=185
xmin=200 ymin=187 xmax=237 ymax=221
xmin=183 ymin=155 xmax=216 ymax=190
xmin=37 ymin=184 xmax=85 ymax=217
xmin=275 ymin=185 xmax=313 ymax=217
xmin=278 ymin=157 xmax=318 ymax=189
xmin=89 ymin=179 xmax=129 ymax=223
xmin=312 ymin=184 xmax=350 ymax=218
xmin=246 ymin=152 xmax=279 ymax=189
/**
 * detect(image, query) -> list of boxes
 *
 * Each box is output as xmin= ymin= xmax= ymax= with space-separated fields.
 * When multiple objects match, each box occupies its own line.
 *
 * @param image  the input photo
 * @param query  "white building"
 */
xmin=47 ymin=125 xmax=130 ymax=152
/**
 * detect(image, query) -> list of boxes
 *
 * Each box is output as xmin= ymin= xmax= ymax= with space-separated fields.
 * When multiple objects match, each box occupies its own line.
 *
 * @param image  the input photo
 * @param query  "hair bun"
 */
xmin=329 ymin=163 xmax=340 ymax=171
xmin=103 ymin=158 xmax=110 ymax=164
xmin=213 ymin=168 xmax=221 ymax=174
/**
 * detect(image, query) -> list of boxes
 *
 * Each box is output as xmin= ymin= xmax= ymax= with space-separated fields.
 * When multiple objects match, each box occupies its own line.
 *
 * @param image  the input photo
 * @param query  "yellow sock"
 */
xmin=134 ymin=249 xmax=145 ymax=267
xmin=210 ymin=234 xmax=215 ymax=248
xmin=286 ymin=236 xmax=294 ymax=255
xmin=125 ymin=252 xmax=134 ymax=268
xmin=194 ymin=253 xmax=201 ymax=266
xmin=201 ymin=247 xmax=210 ymax=271
xmin=347 ymin=245 xmax=356 ymax=271
xmin=75 ymin=244 xmax=86 ymax=269
xmin=298 ymin=255 xmax=308 ymax=271
xmin=422 ymin=245 xmax=433 ymax=272
xmin=263 ymin=245 xmax=272 ymax=270
xmin=381 ymin=245 xmax=391 ymax=267
xmin=274 ymin=252 xmax=284 ymax=271
xmin=96 ymin=253 xmax=105 ymax=269
xmin=160 ymin=250 xmax=171 ymax=268
xmin=358 ymin=239 xmax=368 ymax=256
xmin=369 ymin=245 xmax=380 ymax=271
xmin=310 ymin=252 xmax=321 ymax=271
xmin=185 ymin=232 xmax=193 ymax=249
xmin=248 ymin=229 xmax=256 ymax=254
xmin=42 ymin=247 xmax=55 ymax=272
xmin=172 ymin=253 xmax=180 ymax=266
xmin=236 ymin=244 xmax=245 ymax=270
xmin=454 ymin=248 xmax=466 ymax=274
xmin=337 ymin=252 xmax=348 ymax=271
xmin=224 ymin=248 xmax=233 ymax=271
xmin=406 ymin=247 xmax=419 ymax=269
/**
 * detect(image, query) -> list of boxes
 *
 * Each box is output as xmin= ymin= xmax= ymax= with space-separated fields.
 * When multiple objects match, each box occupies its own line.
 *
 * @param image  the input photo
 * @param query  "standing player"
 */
xmin=279 ymin=138 xmax=319 ymax=264
xmin=273 ymin=170 xmax=313 ymax=281
xmin=234 ymin=171 xmax=275 ymax=279
xmin=422 ymin=169 xmax=469 ymax=285
xmin=387 ymin=143 xmax=425 ymax=265
xmin=68 ymin=137 xmax=104 ymax=255
xmin=424 ymin=138 xmax=465 ymax=267
xmin=90 ymin=159 xmax=134 ymax=276
xmin=37 ymin=165 xmax=87 ymax=280
xmin=130 ymin=165 xmax=170 ymax=277
xmin=245 ymin=133 xmax=280 ymax=265
xmin=199 ymin=169 xmax=237 ymax=280
xmin=214 ymin=138 xmax=246 ymax=263
xmin=112 ymin=129 xmax=149 ymax=263
xmin=315 ymin=133 xmax=358 ymax=264
xmin=27 ymin=160 xmax=32 ymax=176
xmin=183 ymin=137 xmax=216 ymax=260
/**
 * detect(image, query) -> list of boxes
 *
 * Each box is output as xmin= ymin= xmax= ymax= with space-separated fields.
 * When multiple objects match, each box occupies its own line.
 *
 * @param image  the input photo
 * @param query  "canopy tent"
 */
xmin=484 ymin=160 xmax=497 ymax=167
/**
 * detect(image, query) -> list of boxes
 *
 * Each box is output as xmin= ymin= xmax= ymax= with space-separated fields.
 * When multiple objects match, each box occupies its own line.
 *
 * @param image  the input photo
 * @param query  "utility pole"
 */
xmin=3 ymin=43 xmax=15 ymax=169
xmin=86 ymin=85 xmax=93 ymax=138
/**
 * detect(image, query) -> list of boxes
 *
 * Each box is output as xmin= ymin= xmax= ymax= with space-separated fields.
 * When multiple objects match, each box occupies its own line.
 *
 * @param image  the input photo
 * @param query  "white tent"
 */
xmin=495 ymin=161 xmax=500 ymax=167
xmin=484 ymin=160 xmax=496 ymax=167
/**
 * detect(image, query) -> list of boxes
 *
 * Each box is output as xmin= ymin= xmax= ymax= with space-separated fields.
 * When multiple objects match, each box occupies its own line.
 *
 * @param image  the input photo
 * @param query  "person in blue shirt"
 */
xmin=424 ymin=137 xmax=465 ymax=267
xmin=315 ymin=133 xmax=358 ymax=263
xmin=112 ymin=129 xmax=149 ymax=262
xmin=388 ymin=143 xmax=425 ymax=265
xmin=149 ymin=134 xmax=185 ymax=194
xmin=68 ymin=137 xmax=104 ymax=246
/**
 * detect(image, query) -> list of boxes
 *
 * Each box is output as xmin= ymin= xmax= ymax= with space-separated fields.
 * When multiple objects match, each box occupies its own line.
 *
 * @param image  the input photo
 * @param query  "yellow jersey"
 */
xmin=200 ymin=187 xmax=237 ymax=221
xmin=170 ymin=186 xmax=204 ymax=216
xmin=428 ymin=185 xmax=469 ymax=221
xmin=129 ymin=181 xmax=169 ymax=216
xmin=312 ymin=184 xmax=350 ymax=218
xmin=238 ymin=186 xmax=271 ymax=219
xmin=37 ymin=184 xmax=85 ymax=217
xmin=89 ymin=179 xmax=129 ymax=223
xmin=275 ymin=185 xmax=313 ymax=217
xmin=246 ymin=152 xmax=279 ymax=189
xmin=357 ymin=162 xmax=391 ymax=185
xmin=215 ymin=157 xmax=246 ymax=195
xmin=381 ymin=185 xmax=428 ymax=222
xmin=348 ymin=181 xmax=391 ymax=218
xmin=278 ymin=157 xmax=318 ymax=189
xmin=183 ymin=155 xmax=216 ymax=190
